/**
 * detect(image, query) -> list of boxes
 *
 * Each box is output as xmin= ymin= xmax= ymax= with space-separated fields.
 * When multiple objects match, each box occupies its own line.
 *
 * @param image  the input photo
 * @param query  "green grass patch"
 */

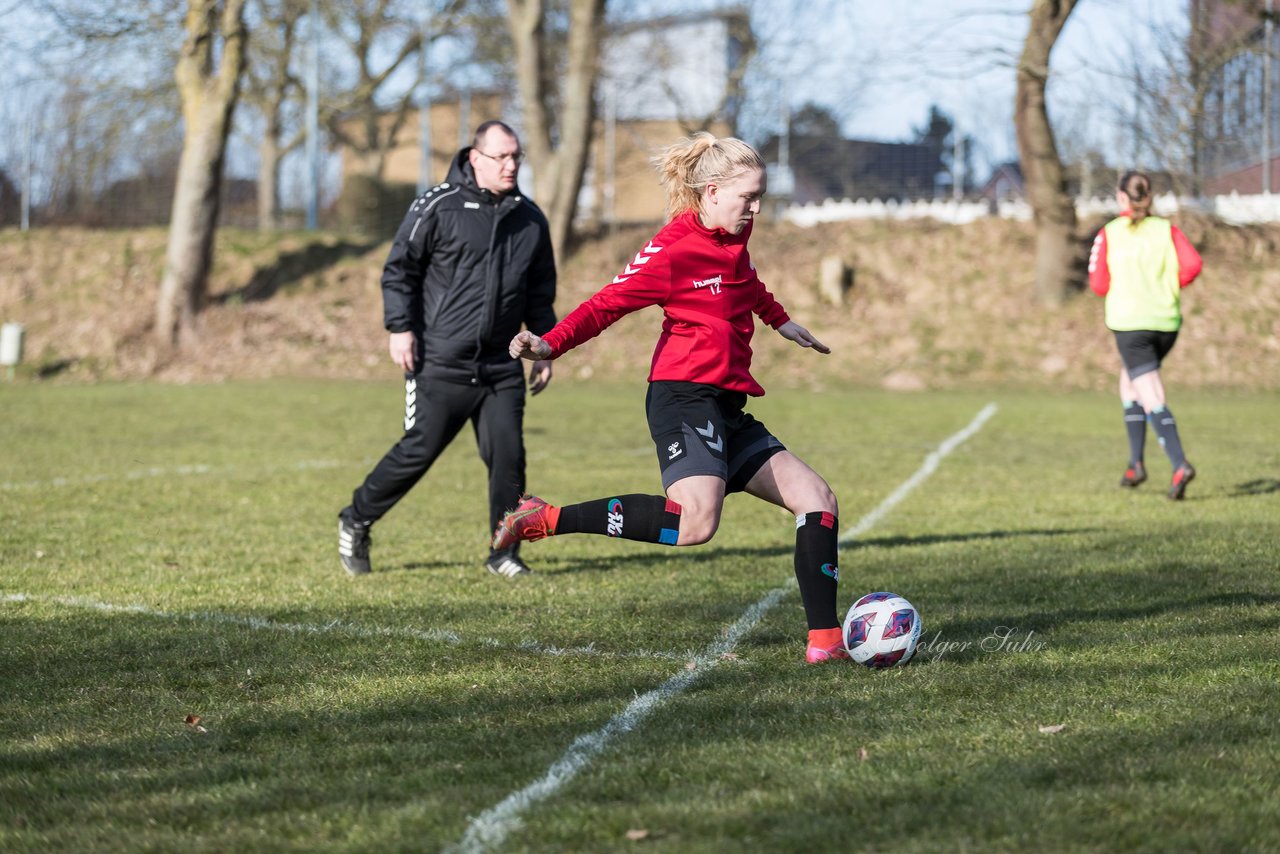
xmin=2 ymin=381 xmax=1278 ymax=851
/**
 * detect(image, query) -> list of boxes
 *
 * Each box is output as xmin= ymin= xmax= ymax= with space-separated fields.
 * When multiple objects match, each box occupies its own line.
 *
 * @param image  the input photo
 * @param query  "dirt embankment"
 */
xmin=1 ymin=214 xmax=1276 ymax=390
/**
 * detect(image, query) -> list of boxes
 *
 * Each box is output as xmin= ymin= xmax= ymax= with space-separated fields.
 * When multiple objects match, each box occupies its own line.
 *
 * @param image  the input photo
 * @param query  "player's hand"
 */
xmin=529 ymin=360 xmax=553 ymax=395
xmin=389 ymin=331 xmax=417 ymax=371
xmin=509 ymin=330 xmax=552 ymax=361
xmin=777 ymin=320 xmax=830 ymax=355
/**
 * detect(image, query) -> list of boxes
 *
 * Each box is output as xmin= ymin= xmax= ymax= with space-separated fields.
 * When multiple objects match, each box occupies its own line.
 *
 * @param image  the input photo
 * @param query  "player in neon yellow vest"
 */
xmin=1088 ymin=171 xmax=1202 ymax=500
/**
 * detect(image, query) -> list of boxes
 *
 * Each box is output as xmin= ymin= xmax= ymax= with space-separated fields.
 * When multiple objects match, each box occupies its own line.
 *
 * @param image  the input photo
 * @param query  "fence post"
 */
xmin=818 ymin=256 xmax=853 ymax=306
xmin=1 ymin=322 xmax=24 ymax=381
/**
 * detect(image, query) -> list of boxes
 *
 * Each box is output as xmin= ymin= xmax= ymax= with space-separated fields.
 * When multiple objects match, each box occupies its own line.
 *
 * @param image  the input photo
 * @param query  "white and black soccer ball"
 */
xmin=842 ymin=592 xmax=922 ymax=669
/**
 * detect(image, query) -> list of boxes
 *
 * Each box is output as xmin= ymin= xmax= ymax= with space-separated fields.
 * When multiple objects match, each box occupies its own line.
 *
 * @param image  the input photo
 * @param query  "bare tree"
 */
xmin=14 ymin=2 xmax=183 ymax=224
xmin=323 ymin=0 xmax=466 ymax=181
xmin=507 ymin=0 xmax=606 ymax=263
xmin=242 ymin=0 xmax=307 ymax=230
xmin=1014 ymin=0 xmax=1078 ymax=308
xmin=1132 ymin=2 xmax=1273 ymax=196
xmin=155 ymin=0 xmax=250 ymax=349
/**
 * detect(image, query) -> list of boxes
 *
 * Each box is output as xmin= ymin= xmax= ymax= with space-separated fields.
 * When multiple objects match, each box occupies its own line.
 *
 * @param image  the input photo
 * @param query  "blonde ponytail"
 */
xmin=655 ymin=132 xmax=764 ymax=219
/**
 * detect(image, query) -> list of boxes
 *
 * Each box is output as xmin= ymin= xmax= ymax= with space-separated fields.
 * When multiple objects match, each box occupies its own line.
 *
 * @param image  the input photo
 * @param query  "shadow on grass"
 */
xmin=215 ymin=238 xmax=381 ymax=304
xmin=534 ymin=527 xmax=1099 ymax=576
xmin=1231 ymin=478 xmax=1280 ymax=497
xmin=0 ymin=609 xmax=666 ymax=845
xmin=917 ymin=585 xmax=1280 ymax=667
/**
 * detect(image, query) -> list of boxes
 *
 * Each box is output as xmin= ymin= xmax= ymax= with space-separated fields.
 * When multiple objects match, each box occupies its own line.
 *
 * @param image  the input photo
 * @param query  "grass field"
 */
xmin=3 ymin=379 xmax=1279 ymax=852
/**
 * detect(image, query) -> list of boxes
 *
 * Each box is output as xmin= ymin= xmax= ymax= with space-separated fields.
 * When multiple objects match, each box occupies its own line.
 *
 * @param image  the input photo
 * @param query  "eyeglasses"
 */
xmin=475 ymin=149 xmax=525 ymax=166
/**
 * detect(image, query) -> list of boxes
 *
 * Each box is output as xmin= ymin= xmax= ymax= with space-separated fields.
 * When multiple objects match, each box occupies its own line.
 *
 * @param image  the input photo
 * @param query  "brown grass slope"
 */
xmin=1 ymin=215 xmax=1277 ymax=390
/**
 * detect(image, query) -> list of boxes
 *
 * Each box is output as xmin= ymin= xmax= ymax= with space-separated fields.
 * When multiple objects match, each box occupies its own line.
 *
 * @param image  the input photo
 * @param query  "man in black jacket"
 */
xmin=338 ymin=120 xmax=556 ymax=578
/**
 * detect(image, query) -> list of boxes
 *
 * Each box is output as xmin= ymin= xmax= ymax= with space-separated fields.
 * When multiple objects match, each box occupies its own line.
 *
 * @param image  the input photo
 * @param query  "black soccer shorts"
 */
xmin=1113 ymin=329 xmax=1179 ymax=379
xmin=644 ymin=380 xmax=785 ymax=493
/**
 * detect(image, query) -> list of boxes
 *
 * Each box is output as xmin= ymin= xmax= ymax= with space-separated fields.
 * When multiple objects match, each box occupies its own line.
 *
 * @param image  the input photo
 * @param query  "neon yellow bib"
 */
xmin=1101 ymin=215 xmax=1182 ymax=332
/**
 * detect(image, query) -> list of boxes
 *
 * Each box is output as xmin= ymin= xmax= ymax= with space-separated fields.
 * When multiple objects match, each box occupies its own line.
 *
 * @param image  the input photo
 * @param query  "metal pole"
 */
xmin=1265 ymin=0 xmax=1274 ymax=195
xmin=604 ymin=78 xmax=616 ymax=238
xmin=305 ymin=0 xmax=320 ymax=230
xmin=21 ymin=118 xmax=31 ymax=231
xmin=459 ymin=90 xmax=471 ymax=149
xmin=953 ymin=121 xmax=964 ymax=202
xmin=418 ymin=28 xmax=432 ymax=192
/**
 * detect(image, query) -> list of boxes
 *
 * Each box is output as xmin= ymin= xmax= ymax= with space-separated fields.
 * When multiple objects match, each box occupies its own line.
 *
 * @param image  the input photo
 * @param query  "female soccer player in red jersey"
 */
xmin=493 ymin=133 xmax=847 ymax=663
xmin=1088 ymin=170 xmax=1202 ymax=499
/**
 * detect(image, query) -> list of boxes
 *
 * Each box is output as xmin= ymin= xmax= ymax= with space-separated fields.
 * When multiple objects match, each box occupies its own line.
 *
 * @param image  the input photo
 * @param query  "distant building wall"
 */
xmin=337 ymin=92 xmax=505 ymax=190
xmin=582 ymin=118 xmax=734 ymax=226
xmin=1193 ymin=0 xmax=1279 ymax=193
xmin=335 ymin=12 xmax=750 ymax=224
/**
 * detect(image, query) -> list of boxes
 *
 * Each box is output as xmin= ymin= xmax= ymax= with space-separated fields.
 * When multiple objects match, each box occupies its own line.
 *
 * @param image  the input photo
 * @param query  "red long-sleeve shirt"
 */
xmin=541 ymin=210 xmax=790 ymax=396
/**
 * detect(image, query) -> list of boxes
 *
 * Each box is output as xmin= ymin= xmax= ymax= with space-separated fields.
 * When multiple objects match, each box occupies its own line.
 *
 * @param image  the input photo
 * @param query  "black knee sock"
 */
xmin=795 ymin=511 xmax=840 ymax=630
xmin=1123 ymin=401 xmax=1147 ymax=464
xmin=1149 ymin=405 xmax=1187 ymax=468
xmin=555 ymin=494 xmax=681 ymax=545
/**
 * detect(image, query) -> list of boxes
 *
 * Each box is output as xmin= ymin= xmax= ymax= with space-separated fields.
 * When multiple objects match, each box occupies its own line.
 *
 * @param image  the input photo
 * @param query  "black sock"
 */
xmin=795 ymin=511 xmax=840 ymax=630
xmin=555 ymin=494 xmax=681 ymax=545
xmin=1149 ymin=405 xmax=1187 ymax=468
xmin=1123 ymin=401 xmax=1146 ymax=465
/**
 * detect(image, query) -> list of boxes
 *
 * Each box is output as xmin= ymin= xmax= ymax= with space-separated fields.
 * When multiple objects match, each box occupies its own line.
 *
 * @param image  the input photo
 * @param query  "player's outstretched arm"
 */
xmin=777 ymin=320 xmax=830 ymax=355
xmin=510 ymin=330 xmax=553 ymax=361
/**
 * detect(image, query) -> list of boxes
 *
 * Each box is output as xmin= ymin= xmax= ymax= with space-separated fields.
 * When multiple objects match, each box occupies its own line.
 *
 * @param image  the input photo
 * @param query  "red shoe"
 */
xmin=1168 ymin=462 xmax=1196 ymax=501
xmin=492 ymin=495 xmax=557 ymax=550
xmin=805 ymin=628 xmax=850 ymax=664
xmin=1120 ymin=461 xmax=1147 ymax=488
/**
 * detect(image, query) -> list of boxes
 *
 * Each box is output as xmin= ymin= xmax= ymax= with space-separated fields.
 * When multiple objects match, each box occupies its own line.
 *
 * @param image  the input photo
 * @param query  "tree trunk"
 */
xmin=155 ymin=0 xmax=249 ymax=350
xmin=507 ymin=0 xmax=605 ymax=263
xmin=257 ymin=110 xmax=282 ymax=231
xmin=1014 ymin=0 xmax=1078 ymax=308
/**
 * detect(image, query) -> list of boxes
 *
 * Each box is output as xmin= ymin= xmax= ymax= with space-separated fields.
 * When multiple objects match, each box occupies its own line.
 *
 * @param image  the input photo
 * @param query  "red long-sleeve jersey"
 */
xmin=540 ymin=210 xmax=790 ymax=396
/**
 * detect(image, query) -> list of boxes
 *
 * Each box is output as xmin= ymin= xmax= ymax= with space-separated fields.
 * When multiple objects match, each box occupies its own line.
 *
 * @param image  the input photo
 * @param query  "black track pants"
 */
xmin=350 ymin=372 xmax=527 ymax=537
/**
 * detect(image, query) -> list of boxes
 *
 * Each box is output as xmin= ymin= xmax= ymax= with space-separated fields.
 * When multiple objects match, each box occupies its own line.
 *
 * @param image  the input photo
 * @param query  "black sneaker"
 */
xmin=1168 ymin=462 xmax=1196 ymax=501
xmin=1120 ymin=461 xmax=1147 ymax=488
xmin=486 ymin=552 xmax=531 ymax=578
xmin=338 ymin=511 xmax=372 ymax=575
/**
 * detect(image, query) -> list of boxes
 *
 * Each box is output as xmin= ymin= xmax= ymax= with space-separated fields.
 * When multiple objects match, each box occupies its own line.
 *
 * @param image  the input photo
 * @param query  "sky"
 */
xmin=730 ymin=0 xmax=1191 ymax=171
xmin=851 ymin=1 xmax=1186 ymax=160
xmin=0 ymin=0 xmax=1193 ymax=200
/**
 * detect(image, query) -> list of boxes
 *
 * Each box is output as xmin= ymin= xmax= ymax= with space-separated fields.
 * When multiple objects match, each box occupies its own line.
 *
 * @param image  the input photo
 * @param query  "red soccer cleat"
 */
xmin=805 ymin=627 xmax=851 ymax=664
xmin=492 ymin=495 xmax=558 ymax=550
xmin=1120 ymin=461 xmax=1147 ymax=488
xmin=1168 ymin=462 xmax=1196 ymax=501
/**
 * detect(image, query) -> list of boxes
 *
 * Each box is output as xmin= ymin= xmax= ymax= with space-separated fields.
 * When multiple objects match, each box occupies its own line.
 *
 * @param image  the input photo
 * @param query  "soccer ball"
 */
xmin=842 ymin=592 xmax=922 ymax=669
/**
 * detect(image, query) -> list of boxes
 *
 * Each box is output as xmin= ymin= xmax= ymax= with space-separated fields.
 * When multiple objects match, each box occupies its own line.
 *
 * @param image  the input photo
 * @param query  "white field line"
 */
xmin=0 ymin=458 xmax=368 ymax=491
xmin=449 ymin=402 xmax=999 ymax=854
xmin=0 ymin=593 xmax=687 ymax=662
xmin=1 ymin=449 xmax=651 ymax=491
xmin=839 ymin=402 xmax=998 ymax=543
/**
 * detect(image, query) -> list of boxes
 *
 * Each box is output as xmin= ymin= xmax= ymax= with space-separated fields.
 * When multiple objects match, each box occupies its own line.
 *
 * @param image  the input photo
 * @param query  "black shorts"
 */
xmin=645 ymin=381 xmax=785 ymax=493
xmin=1113 ymin=330 xmax=1179 ymax=379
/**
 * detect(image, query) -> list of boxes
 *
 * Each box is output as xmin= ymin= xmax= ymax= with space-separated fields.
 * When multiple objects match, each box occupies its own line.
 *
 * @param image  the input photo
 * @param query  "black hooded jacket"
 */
xmin=380 ymin=147 xmax=557 ymax=379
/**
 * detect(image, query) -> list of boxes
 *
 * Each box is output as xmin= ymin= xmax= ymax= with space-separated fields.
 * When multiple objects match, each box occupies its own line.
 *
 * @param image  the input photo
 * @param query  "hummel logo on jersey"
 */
xmin=667 ymin=441 xmax=683 ymax=461
xmin=1088 ymin=232 xmax=1103 ymax=273
xmin=404 ymin=378 xmax=417 ymax=431
xmin=606 ymin=498 xmax=624 ymax=536
xmin=693 ymin=275 xmax=722 ymax=295
xmin=612 ymin=242 xmax=663 ymax=284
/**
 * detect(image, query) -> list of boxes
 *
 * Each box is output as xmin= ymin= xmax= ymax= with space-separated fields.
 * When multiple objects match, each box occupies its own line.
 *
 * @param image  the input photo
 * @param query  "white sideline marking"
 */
xmin=839 ymin=402 xmax=998 ymax=543
xmin=449 ymin=402 xmax=999 ymax=853
xmin=0 ymin=593 xmax=686 ymax=662
xmin=0 ymin=458 xmax=365 ymax=491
